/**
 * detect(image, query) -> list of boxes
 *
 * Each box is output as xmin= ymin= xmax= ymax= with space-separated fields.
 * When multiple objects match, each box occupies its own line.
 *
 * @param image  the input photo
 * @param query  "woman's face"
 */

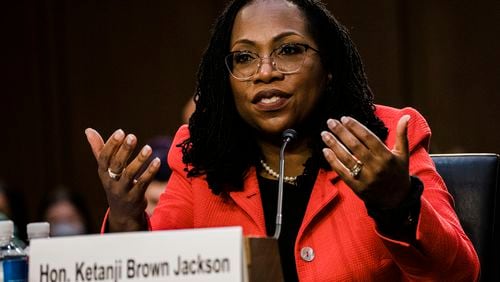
xmin=229 ymin=0 xmax=329 ymax=137
xmin=45 ymin=200 xmax=86 ymax=236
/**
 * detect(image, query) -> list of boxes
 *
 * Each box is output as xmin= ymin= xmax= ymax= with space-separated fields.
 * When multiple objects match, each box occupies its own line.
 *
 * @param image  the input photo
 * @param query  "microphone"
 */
xmin=273 ymin=129 xmax=298 ymax=239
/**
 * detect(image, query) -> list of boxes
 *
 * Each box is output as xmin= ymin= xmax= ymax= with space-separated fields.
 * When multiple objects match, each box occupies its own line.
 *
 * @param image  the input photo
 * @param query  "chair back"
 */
xmin=431 ymin=153 xmax=499 ymax=281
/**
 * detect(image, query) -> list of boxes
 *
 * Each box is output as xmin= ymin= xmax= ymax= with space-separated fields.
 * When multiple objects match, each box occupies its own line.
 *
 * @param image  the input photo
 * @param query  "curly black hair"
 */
xmin=180 ymin=0 xmax=388 ymax=195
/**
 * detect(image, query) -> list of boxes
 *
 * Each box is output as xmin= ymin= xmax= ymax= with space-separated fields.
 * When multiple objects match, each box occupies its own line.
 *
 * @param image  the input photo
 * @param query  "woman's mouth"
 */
xmin=252 ymin=89 xmax=291 ymax=111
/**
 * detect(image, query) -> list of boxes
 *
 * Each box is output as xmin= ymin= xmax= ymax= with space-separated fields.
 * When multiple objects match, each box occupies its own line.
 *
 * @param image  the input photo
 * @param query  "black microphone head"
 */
xmin=282 ymin=129 xmax=298 ymax=142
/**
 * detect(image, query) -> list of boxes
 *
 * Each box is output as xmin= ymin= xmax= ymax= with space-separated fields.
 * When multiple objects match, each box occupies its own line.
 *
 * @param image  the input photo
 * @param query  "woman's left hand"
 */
xmin=321 ymin=115 xmax=411 ymax=209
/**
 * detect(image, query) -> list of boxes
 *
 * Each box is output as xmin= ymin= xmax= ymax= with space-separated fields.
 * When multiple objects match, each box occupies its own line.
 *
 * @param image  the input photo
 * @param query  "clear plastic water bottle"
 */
xmin=25 ymin=222 xmax=50 ymax=255
xmin=0 ymin=220 xmax=28 ymax=282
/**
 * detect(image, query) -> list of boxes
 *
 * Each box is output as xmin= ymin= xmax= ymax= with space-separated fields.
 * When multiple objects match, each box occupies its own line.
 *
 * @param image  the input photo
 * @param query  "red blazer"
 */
xmin=104 ymin=105 xmax=480 ymax=281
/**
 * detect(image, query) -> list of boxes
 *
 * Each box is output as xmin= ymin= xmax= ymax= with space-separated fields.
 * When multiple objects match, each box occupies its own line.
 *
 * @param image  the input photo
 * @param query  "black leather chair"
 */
xmin=431 ymin=153 xmax=499 ymax=281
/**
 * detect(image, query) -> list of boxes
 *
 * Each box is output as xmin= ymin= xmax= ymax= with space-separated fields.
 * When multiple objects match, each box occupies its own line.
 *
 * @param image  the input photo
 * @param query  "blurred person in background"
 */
xmin=143 ymin=136 xmax=172 ymax=215
xmin=39 ymin=188 xmax=93 ymax=236
xmin=0 ymin=180 xmax=27 ymax=244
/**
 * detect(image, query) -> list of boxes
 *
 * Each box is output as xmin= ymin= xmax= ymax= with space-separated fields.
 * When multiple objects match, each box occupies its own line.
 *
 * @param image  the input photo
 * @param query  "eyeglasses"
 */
xmin=225 ymin=43 xmax=319 ymax=81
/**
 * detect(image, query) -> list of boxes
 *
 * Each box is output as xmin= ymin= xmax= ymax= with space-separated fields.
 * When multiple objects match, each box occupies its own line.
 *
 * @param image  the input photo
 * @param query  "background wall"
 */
xmin=2 ymin=0 xmax=499 ymax=232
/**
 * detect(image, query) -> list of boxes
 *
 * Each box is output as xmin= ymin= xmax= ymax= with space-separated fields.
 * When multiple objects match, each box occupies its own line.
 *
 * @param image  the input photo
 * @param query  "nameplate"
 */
xmin=29 ymin=227 xmax=244 ymax=282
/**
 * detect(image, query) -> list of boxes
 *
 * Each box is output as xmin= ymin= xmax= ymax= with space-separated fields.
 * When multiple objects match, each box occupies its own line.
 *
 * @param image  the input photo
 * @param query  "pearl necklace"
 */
xmin=260 ymin=159 xmax=298 ymax=184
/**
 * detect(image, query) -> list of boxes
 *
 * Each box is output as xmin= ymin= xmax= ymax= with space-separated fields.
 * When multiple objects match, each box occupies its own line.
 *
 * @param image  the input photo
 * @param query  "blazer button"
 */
xmin=300 ymin=246 xmax=315 ymax=262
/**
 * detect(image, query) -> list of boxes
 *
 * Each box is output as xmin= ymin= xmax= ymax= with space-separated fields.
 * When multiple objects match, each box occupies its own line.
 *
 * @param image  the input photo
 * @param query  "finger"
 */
xmin=85 ymin=128 xmax=105 ymax=160
xmin=120 ymin=145 xmax=153 ymax=184
xmin=321 ymin=130 xmax=361 ymax=173
xmin=326 ymin=119 xmax=370 ymax=162
xmin=339 ymin=116 xmax=388 ymax=153
xmin=130 ymin=157 xmax=161 ymax=198
xmin=393 ymin=115 xmax=410 ymax=158
xmin=108 ymin=134 xmax=137 ymax=174
xmin=97 ymin=129 xmax=125 ymax=174
xmin=322 ymin=148 xmax=358 ymax=188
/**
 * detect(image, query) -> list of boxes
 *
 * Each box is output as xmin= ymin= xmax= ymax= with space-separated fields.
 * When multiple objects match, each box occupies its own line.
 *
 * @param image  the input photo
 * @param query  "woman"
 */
xmin=39 ymin=188 xmax=92 ymax=236
xmin=86 ymin=0 xmax=479 ymax=280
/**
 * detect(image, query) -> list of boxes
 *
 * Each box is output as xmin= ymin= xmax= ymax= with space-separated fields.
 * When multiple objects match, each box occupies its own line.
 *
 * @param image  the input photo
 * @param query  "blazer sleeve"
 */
xmin=375 ymin=106 xmax=480 ymax=280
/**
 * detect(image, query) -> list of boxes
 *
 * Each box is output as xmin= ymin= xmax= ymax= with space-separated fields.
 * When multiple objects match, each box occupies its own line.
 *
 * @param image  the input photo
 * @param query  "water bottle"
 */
xmin=0 ymin=220 xmax=28 ymax=282
xmin=25 ymin=222 xmax=50 ymax=255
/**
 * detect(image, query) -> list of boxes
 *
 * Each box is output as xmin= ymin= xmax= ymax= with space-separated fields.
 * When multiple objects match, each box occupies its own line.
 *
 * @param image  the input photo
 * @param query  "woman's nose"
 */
xmin=253 ymin=58 xmax=283 ymax=83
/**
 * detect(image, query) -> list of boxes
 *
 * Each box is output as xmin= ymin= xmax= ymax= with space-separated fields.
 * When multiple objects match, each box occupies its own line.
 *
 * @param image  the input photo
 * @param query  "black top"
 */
xmin=258 ymin=160 xmax=318 ymax=282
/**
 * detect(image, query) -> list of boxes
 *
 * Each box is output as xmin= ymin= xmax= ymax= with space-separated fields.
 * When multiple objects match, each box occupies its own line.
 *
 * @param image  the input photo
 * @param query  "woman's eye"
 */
xmin=233 ymin=52 xmax=255 ymax=64
xmin=278 ymin=44 xmax=304 ymax=56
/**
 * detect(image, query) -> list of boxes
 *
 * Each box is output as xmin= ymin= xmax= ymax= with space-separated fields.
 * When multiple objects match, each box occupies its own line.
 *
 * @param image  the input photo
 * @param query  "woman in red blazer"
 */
xmin=86 ymin=0 xmax=480 ymax=280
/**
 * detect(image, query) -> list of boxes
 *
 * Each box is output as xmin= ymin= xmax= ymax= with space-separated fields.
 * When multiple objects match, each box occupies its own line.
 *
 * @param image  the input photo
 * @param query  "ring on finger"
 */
xmin=107 ymin=167 xmax=124 ymax=181
xmin=349 ymin=160 xmax=363 ymax=178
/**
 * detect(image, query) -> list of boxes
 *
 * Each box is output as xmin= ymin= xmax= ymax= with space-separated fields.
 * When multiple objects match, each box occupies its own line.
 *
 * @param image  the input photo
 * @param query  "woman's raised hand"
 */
xmin=321 ymin=115 xmax=411 ymax=209
xmin=85 ymin=128 xmax=160 ymax=232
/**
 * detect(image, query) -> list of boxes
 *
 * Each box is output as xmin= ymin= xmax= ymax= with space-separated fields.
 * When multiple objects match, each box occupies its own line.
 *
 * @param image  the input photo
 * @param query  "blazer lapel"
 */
xmin=299 ymin=169 xmax=340 ymax=236
xmin=227 ymin=167 xmax=342 ymax=237
xmin=228 ymin=167 xmax=267 ymax=235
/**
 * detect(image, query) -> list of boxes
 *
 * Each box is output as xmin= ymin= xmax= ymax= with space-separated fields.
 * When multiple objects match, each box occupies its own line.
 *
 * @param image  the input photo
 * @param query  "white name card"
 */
xmin=29 ymin=227 xmax=245 ymax=282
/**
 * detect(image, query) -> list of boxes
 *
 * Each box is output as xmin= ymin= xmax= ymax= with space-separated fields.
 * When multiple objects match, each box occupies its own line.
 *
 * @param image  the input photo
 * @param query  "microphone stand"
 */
xmin=273 ymin=129 xmax=297 ymax=239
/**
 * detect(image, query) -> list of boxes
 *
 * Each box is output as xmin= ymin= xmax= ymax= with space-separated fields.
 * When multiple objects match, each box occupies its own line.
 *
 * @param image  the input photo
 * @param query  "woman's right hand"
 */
xmin=85 ymin=128 xmax=160 ymax=232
